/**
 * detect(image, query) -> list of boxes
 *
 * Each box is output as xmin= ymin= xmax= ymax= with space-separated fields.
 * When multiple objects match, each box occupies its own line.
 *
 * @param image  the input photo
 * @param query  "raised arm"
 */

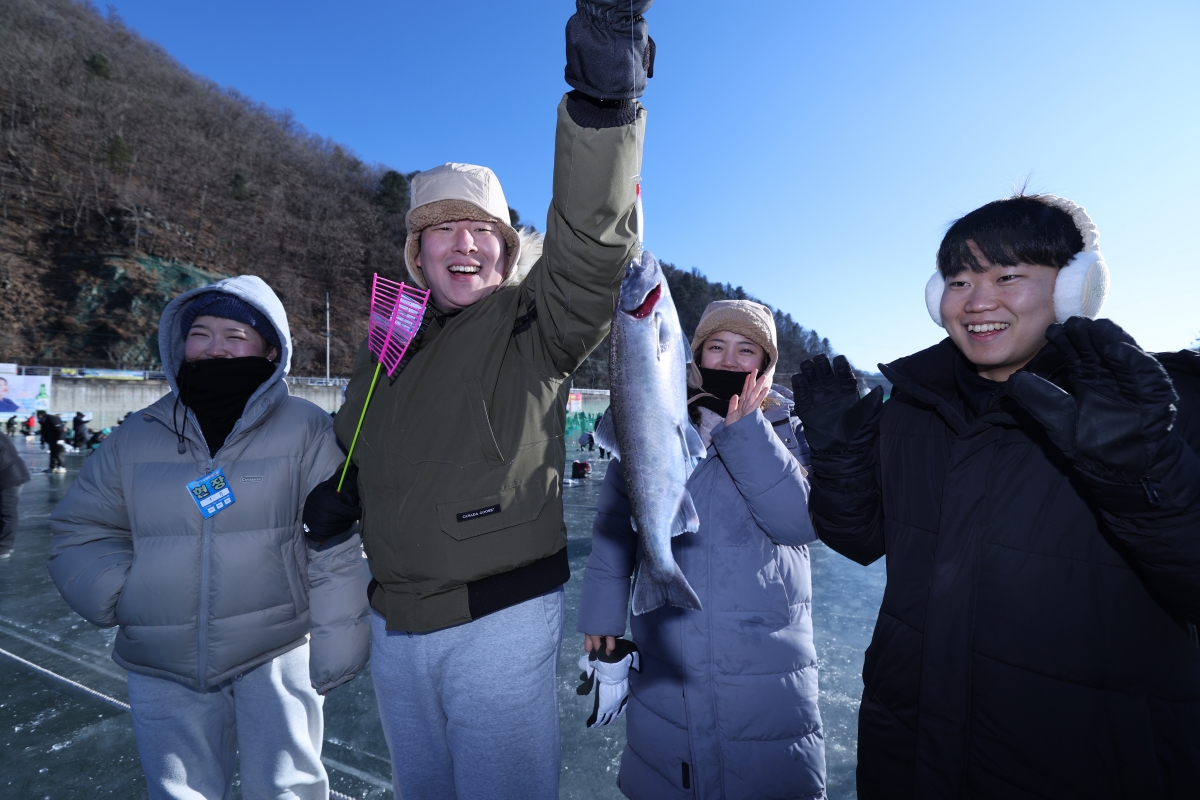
xmin=711 ymin=410 xmax=816 ymax=547
xmin=520 ymin=97 xmax=645 ymax=378
xmin=794 ymin=355 xmax=888 ymax=565
xmin=1009 ymin=319 xmax=1200 ymax=620
xmin=519 ymin=0 xmax=653 ymax=377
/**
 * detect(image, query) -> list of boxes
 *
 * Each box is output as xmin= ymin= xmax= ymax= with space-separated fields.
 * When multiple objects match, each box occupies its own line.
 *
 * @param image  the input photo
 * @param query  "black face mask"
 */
xmin=176 ymin=357 xmax=276 ymax=455
xmin=689 ymin=367 xmax=752 ymax=417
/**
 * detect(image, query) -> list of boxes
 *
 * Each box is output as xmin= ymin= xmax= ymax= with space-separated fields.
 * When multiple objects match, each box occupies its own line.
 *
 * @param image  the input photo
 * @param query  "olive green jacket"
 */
xmin=336 ymin=96 xmax=644 ymax=633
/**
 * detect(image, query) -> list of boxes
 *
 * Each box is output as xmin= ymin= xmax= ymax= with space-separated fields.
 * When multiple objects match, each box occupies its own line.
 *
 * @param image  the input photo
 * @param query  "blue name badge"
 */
xmin=186 ymin=468 xmax=236 ymax=518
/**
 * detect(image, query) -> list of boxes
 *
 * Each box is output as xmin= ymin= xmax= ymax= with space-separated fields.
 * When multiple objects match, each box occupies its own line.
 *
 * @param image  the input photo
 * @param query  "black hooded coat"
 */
xmin=810 ymin=340 xmax=1200 ymax=799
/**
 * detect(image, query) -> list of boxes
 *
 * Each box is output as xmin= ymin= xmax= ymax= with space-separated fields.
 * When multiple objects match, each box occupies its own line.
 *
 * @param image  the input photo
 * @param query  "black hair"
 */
xmin=937 ymin=196 xmax=1084 ymax=277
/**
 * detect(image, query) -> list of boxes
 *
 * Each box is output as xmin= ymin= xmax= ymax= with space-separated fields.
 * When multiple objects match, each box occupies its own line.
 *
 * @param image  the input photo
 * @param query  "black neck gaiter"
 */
xmin=689 ymin=367 xmax=752 ymax=417
xmin=176 ymin=357 xmax=276 ymax=455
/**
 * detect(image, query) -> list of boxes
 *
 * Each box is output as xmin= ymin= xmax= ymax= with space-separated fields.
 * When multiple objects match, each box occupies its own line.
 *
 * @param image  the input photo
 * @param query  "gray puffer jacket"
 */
xmin=578 ymin=388 xmax=826 ymax=800
xmin=48 ymin=275 xmax=371 ymax=693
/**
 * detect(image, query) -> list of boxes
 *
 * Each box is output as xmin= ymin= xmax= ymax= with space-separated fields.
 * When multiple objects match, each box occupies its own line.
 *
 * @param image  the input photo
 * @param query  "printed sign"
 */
xmin=567 ymin=391 xmax=583 ymax=413
xmin=58 ymin=368 xmax=147 ymax=380
xmin=186 ymin=469 xmax=237 ymax=519
xmin=0 ymin=375 xmax=51 ymax=416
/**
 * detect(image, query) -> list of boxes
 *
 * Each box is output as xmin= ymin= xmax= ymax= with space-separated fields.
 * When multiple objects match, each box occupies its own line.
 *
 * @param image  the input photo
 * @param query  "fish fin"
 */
xmin=671 ymin=490 xmax=700 ymax=537
xmin=594 ymin=411 xmax=619 ymax=458
xmin=682 ymin=331 xmax=694 ymax=363
xmin=632 ymin=559 xmax=702 ymax=616
xmin=680 ymin=422 xmax=706 ymax=460
xmin=629 ymin=515 xmax=638 ymax=533
xmin=657 ymin=312 xmax=673 ymax=358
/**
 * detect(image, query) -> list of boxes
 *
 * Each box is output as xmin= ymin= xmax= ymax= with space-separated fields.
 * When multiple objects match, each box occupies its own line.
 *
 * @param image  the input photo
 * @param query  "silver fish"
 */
xmin=595 ymin=250 xmax=706 ymax=615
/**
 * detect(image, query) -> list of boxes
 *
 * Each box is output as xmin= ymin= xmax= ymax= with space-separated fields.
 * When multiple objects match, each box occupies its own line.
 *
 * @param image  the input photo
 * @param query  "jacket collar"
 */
xmin=143 ymin=378 xmax=288 ymax=454
xmin=881 ymin=338 xmax=1069 ymax=435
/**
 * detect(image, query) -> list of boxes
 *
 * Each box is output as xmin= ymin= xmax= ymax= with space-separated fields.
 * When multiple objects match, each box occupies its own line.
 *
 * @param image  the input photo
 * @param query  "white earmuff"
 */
xmin=924 ymin=194 xmax=1110 ymax=328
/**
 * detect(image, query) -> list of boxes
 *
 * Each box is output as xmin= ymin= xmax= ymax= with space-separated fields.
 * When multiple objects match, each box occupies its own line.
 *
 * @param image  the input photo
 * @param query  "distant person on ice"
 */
xmin=794 ymin=195 xmax=1200 ymax=798
xmin=298 ymin=3 xmax=654 ymax=798
xmin=0 ymin=429 xmax=30 ymax=559
xmin=578 ymin=299 xmax=825 ymax=800
xmin=37 ymin=409 xmax=65 ymax=473
xmin=47 ymin=276 xmax=371 ymax=800
xmin=72 ymin=411 xmax=89 ymax=448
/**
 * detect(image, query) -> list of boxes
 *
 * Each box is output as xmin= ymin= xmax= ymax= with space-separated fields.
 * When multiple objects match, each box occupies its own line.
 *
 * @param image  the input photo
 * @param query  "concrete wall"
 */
xmin=51 ymin=379 xmax=343 ymax=429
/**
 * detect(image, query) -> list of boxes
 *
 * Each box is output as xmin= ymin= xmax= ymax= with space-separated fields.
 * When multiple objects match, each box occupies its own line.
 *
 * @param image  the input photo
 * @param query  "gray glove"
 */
xmin=565 ymin=0 xmax=656 ymax=101
xmin=576 ymin=639 xmax=640 ymax=728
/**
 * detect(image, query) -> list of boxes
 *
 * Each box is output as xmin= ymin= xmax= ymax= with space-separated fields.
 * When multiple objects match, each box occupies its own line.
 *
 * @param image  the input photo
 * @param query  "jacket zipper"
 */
xmin=197 ymin=451 xmax=215 ymax=688
xmin=181 ymin=404 xmax=216 ymax=690
xmin=148 ymin=387 xmax=276 ymax=688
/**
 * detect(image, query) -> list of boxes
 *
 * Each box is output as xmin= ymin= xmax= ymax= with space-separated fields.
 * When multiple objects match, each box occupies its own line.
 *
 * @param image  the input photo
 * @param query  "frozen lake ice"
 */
xmin=0 ymin=436 xmax=884 ymax=798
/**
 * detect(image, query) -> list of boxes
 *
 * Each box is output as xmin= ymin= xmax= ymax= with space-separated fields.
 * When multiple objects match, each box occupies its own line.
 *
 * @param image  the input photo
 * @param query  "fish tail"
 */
xmin=631 ymin=561 xmax=702 ymax=616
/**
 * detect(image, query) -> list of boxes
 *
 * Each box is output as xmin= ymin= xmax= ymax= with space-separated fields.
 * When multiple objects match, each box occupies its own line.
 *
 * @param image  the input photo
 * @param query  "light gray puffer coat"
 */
xmin=578 ymin=389 xmax=825 ymax=800
xmin=48 ymin=275 xmax=371 ymax=693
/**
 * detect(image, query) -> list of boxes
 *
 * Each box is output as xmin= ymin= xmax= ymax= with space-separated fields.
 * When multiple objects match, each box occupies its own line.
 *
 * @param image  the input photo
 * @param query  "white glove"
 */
xmin=576 ymin=639 xmax=640 ymax=728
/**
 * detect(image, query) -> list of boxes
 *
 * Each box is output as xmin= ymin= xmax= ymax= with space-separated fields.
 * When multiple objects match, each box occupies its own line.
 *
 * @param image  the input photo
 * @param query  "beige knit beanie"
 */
xmin=403 ymin=163 xmax=522 ymax=290
xmin=689 ymin=299 xmax=779 ymax=385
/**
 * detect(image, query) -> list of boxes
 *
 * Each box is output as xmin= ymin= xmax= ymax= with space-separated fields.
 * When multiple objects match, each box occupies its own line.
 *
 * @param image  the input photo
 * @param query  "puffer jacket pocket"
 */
xmin=282 ymin=540 xmax=308 ymax=614
xmin=465 ymin=378 xmax=504 ymax=466
xmin=437 ymin=479 xmax=549 ymax=542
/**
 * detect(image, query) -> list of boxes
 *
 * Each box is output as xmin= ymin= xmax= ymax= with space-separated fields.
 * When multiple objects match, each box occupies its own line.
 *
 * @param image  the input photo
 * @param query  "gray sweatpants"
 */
xmin=126 ymin=642 xmax=327 ymax=800
xmin=370 ymin=588 xmax=564 ymax=800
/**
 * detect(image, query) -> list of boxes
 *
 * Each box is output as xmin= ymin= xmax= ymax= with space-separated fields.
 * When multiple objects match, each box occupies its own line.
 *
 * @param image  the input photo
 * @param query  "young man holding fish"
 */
xmin=579 ymin=294 xmax=826 ymax=800
xmin=300 ymin=3 xmax=655 ymax=798
xmin=795 ymin=194 xmax=1200 ymax=798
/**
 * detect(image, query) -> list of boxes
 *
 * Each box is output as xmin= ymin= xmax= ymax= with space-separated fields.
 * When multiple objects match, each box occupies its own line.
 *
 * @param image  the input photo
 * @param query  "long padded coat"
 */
xmin=810 ymin=340 xmax=1200 ymax=799
xmin=48 ymin=275 xmax=372 ymax=693
xmin=578 ymin=390 xmax=826 ymax=800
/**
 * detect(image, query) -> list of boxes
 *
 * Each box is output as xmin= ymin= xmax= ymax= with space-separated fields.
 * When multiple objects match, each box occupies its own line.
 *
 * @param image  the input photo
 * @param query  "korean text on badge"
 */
xmin=186 ymin=468 xmax=237 ymax=518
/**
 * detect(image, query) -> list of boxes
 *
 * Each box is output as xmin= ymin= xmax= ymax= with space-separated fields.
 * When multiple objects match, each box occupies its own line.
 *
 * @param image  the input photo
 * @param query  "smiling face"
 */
xmin=941 ymin=241 xmax=1058 ymax=381
xmin=416 ymin=219 xmax=508 ymax=311
xmin=699 ymin=330 xmax=767 ymax=372
xmin=184 ymin=316 xmax=277 ymax=362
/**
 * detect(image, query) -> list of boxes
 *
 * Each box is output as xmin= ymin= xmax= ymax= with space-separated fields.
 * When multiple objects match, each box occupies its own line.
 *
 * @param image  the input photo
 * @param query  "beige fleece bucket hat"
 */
xmin=689 ymin=299 xmax=779 ymax=385
xmin=404 ymin=163 xmax=522 ymax=290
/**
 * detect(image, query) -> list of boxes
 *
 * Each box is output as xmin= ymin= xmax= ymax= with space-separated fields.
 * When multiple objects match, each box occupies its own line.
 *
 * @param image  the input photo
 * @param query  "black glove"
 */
xmin=792 ymin=355 xmax=884 ymax=455
xmin=565 ymin=0 xmax=655 ymax=102
xmin=302 ymin=464 xmax=362 ymax=542
xmin=1008 ymin=318 xmax=1182 ymax=504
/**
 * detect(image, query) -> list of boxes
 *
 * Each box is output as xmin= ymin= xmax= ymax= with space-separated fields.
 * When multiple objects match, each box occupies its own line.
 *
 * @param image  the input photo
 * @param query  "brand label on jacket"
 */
xmin=186 ymin=468 xmax=236 ymax=518
xmin=457 ymin=504 xmax=500 ymax=523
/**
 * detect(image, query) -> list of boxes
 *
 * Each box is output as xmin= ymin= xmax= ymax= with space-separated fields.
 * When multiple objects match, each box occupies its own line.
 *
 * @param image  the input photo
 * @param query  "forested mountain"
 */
xmin=1 ymin=0 xmax=839 ymax=385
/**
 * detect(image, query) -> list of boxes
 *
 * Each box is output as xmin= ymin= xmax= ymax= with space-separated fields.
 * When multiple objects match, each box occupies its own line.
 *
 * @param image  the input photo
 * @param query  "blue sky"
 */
xmin=105 ymin=0 xmax=1200 ymax=369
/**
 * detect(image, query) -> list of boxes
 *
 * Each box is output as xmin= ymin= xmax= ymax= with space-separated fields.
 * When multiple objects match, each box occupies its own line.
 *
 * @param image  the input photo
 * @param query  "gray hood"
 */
xmin=158 ymin=275 xmax=292 ymax=398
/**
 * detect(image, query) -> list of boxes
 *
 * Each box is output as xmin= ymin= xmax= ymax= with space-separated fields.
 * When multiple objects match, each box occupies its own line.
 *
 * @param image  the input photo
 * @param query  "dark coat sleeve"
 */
xmin=808 ymin=407 xmax=889 ymax=567
xmin=1077 ymin=352 xmax=1200 ymax=621
xmin=577 ymin=460 xmax=638 ymax=637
